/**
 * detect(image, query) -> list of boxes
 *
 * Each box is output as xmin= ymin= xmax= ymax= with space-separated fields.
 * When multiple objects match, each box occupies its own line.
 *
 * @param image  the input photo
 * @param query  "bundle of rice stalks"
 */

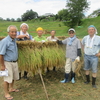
xmin=0 ymin=36 xmax=5 ymax=40
xmin=17 ymin=41 xmax=66 ymax=76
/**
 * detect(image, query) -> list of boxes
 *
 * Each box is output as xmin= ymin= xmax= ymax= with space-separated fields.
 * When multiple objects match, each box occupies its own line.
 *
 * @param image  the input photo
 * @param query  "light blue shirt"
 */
xmin=0 ymin=35 xmax=18 ymax=61
xmin=82 ymin=35 xmax=100 ymax=55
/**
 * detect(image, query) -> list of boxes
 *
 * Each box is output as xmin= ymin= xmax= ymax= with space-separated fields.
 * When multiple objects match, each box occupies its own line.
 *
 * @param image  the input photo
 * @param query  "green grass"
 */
xmin=0 ymin=16 xmax=100 ymax=38
xmin=1 ymin=68 xmax=100 ymax=100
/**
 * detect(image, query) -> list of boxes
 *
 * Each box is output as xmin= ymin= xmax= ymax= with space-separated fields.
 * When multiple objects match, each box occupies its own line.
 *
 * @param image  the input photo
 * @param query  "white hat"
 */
xmin=68 ymin=28 xmax=75 ymax=32
xmin=20 ymin=23 xmax=29 ymax=29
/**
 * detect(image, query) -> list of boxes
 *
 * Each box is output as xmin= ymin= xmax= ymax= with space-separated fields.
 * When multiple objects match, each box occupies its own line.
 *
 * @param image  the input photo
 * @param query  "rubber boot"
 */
xmin=53 ymin=66 xmax=56 ymax=71
xmin=71 ymin=72 xmax=75 ymax=83
xmin=60 ymin=73 xmax=69 ymax=83
xmin=84 ymin=75 xmax=90 ymax=84
xmin=24 ymin=71 xmax=28 ymax=79
xmin=92 ymin=77 xmax=97 ymax=88
xmin=19 ymin=72 xmax=21 ymax=80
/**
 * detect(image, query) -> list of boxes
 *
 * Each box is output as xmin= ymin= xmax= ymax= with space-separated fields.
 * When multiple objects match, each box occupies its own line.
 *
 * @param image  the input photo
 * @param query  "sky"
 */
xmin=0 ymin=0 xmax=100 ymax=20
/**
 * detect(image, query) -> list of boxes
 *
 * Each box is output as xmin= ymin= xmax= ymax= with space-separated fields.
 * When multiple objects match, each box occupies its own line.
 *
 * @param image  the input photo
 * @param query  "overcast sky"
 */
xmin=0 ymin=0 xmax=99 ymax=19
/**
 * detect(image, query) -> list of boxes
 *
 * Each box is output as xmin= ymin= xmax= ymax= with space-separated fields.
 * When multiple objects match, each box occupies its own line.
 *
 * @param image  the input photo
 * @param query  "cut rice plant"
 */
xmin=17 ymin=41 xmax=66 ymax=76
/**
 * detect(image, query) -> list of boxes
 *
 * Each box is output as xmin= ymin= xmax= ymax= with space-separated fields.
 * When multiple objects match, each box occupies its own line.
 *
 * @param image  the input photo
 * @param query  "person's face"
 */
xmin=51 ymin=31 xmax=55 ymax=37
xmin=21 ymin=25 xmax=28 ymax=33
xmin=68 ymin=31 xmax=75 ymax=37
xmin=8 ymin=27 xmax=17 ymax=39
xmin=37 ymin=30 xmax=43 ymax=37
xmin=88 ymin=27 xmax=96 ymax=36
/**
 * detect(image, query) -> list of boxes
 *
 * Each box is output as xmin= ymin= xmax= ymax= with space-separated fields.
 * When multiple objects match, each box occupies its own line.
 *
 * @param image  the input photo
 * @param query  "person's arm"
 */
xmin=16 ymin=34 xmax=29 ymax=39
xmin=57 ymin=40 xmax=63 ymax=44
xmin=77 ymin=49 xmax=81 ymax=57
xmin=0 ymin=55 xmax=5 ymax=71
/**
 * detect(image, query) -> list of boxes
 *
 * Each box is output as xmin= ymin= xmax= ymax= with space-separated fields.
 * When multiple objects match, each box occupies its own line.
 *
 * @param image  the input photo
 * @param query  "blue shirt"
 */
xmin=82 ymin=35 xmax=100 ymax=55
xmin=0 ymin=35 xmax=18 ymax=61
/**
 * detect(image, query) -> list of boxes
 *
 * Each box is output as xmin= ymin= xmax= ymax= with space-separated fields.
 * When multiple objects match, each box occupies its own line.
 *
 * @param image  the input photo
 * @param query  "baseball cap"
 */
xmin=68 ymin=28 xmax=75 ymax=32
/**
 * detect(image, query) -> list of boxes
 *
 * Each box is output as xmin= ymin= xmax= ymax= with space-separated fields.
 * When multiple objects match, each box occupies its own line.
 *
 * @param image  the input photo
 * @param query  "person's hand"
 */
xmin=25 ymin=35 xmax=30 ymax=39
xmin=95 ymin=53 xmax=100 ymax=57
xmin=75 ymin=56 xmax=80 ymax=62
xmin=1 ymin=65 xmax=6 ymax=71
xmin=41 ymin=40 xmax=45 ymax=43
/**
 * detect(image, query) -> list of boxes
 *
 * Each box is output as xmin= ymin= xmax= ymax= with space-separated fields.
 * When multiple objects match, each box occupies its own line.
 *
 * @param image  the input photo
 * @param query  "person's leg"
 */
xmin=91 ymin=56 xmax=98 ymax=88
xmin=71 ymin=61 xmax=77 ymax=83
xmin=23 ymin=71 xmax=28 ymax=79
xmin=60 ymin=58 xmax=71 ymax=83
xmin=85 ymin=70 xmax=90 ymax=83
xmin=9 ymin=80 xmax=14 ymax=91
xmin=9 ymin=62 xmax=19 ymax=92
xmin=3 ymin=61 xmax=13 ymax=99
xmin=84 ymin=54 xmax=91 ymax=84
xmin=4 ymin=81 xmax=13 ymax=99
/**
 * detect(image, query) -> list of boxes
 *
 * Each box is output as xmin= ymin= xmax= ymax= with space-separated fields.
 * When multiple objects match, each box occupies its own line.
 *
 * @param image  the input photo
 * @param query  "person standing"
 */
xmin=16 ymin=23 xmax=33 ymax=80
xmin=57 ymin=28 xmax=81 ymax=83
xmin=81 ymin=25 xmax=100 ymax=88
xmin=0 ymin=25 xmax=19 ymax=100
xmin=34 ymin=27 xmax=47 ymax=42
xmin=47 ymin=30 xmax=58 ymax=41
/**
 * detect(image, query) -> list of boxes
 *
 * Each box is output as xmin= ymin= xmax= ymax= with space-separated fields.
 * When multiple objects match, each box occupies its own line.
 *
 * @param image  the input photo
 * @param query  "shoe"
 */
xmin=71 ymin=78 xmax=75 ymax=83
xmin=92 ymin=85 xmax=97 ymax=88
xmin=84 ymin=81 xmax=90 ymax=84
xmin=60 ymin=79 xmax=68 ymax=83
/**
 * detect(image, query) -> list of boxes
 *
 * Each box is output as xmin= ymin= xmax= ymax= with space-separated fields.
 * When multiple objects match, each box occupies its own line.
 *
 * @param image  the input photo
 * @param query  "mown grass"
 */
xmin=0 ymin=17 xmax=100 ymax=100
xmin=0 ymin=68 xmax=100 ymax=100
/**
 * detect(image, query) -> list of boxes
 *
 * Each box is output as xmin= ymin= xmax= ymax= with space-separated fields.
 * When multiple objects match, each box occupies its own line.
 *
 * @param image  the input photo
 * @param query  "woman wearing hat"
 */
xmin=16 ymin=23 xmax=33 ymax=80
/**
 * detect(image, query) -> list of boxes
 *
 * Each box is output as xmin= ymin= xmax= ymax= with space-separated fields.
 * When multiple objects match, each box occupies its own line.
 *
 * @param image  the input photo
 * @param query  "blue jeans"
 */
xmin=84 ymin=54 xmax=98 ymax=73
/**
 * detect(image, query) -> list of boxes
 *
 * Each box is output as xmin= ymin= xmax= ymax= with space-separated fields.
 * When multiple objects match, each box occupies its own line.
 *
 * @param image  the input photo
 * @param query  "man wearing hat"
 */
xmin=34 ymin=27 xmax=47 ymax=42
xmin=57 ymin=28 xmax=81 ymax=83
xmin=82 ymin=25 xmax=100 ymax=88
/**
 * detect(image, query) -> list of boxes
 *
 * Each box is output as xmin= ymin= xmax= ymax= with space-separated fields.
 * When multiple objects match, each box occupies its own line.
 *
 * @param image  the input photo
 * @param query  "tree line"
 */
xmin=0 ymin=0 xmax=100 ymax=27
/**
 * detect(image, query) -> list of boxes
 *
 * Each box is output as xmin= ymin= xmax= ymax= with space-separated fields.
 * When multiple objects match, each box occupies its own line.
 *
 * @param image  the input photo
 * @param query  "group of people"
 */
xmin=0 ymin=23 xmax=100 ymax=100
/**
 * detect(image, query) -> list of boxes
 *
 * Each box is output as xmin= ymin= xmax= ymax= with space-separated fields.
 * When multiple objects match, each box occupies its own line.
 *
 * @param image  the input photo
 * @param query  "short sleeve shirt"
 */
xmin=62 ymin=38 xmax=81 ymax=59
xmin=47 ymin=36 xmax=58 ymax=41
xmin=34 ymin=36 xmax=47 ymax=42
xmin=82 ymin=35 xmax=100 ymax=55
xmin=0 ymin=35 xmax=18 ymax=61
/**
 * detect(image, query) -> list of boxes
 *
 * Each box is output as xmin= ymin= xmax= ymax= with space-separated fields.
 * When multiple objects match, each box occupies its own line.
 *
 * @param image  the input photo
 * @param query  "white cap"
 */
xmin=20 ymin=23 xmax=29 ymax=29
xmin=68 ymin=28 xmax=75 ymax=32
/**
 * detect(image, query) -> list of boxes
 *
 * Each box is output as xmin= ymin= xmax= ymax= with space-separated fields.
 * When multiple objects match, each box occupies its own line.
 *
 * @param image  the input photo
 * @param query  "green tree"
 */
xmin=88 ymin=8 xmax=100 ymax=17
xmin=21 ymin=9 xmax=38 ymax=21
xmin=6 ymin=18 xmax=10 ymax=21
xmin=0 ymin=17 xmax=3 ymax=21
xmin=66 ymin=0 xmax=89 ymax=27
xmin=16 ymin=18 xmax=22 ymax=22
xmin=58 ymin=9 xmax=69 ymax=21
xmin=11 ymin=18 xmax=15 ymax=22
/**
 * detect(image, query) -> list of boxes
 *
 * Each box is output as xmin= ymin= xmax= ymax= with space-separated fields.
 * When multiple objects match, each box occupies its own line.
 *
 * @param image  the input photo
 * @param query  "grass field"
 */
xmin=0 ymin=68 xmax=100 ymax=100
xmin=0 ymin=16 xmax=100 ymax=38
xmin=0 ymin=17 xmax=100 ymax=100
